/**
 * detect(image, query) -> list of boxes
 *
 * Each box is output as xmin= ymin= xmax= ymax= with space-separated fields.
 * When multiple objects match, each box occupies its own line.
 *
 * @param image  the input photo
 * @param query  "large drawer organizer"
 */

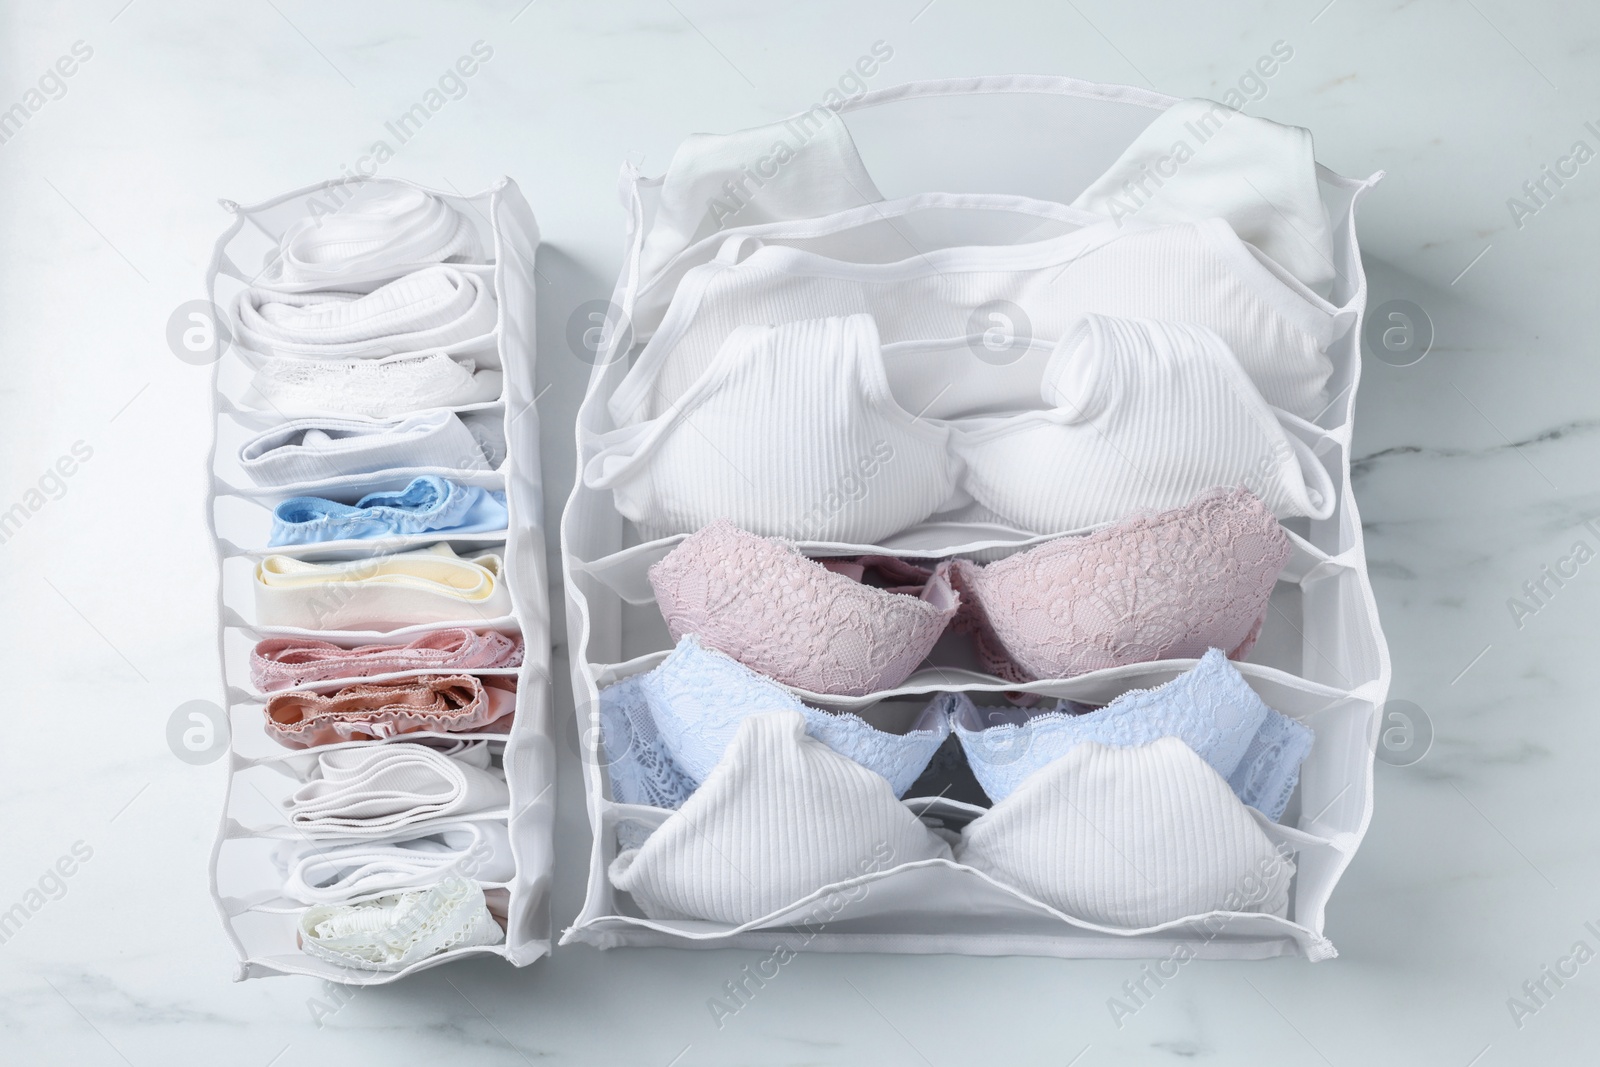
xmin=203 ymin=177 xmax=553 ymax=982
xmin=561 ymin=76 xmax=1389 ymax=960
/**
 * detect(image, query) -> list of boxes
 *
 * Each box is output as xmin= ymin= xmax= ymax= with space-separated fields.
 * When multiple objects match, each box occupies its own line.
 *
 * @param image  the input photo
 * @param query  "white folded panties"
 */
xmin=235 ymin=265 xmax=497 ymax=360
xmin=263 ymin=183 xmax=480 ymax=287
xmin=285 ymin=740 xmax=508 ymax=837
xmin=238 ymin=410 xmax=490 ymax=487
xmin=278 ymin=820 xmax=514 ymax=905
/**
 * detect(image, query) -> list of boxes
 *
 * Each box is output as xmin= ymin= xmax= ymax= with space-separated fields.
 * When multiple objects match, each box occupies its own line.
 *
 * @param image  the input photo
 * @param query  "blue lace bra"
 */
xmin=599 ymin=636 xmax=948 ymax=806
xmin=600 ymin=637 xmax=1313 ymax=820
xmin=945 ymin=648 xmax=1313 ymax=819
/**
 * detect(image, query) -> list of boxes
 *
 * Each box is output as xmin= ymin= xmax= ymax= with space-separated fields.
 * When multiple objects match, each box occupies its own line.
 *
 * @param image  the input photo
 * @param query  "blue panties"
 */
xmin=269 ymin=476 xmax=508 ymax=546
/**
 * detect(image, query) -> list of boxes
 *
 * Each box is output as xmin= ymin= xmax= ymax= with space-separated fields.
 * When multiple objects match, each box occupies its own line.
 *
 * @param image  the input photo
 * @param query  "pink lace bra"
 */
xmin=649 ymin=488 xmax=1290 ymax=696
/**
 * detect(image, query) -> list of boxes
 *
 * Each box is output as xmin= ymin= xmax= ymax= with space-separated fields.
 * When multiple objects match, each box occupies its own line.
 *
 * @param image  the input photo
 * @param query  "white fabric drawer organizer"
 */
xmin=561 ymin=76 xmax=1389 ymax=960
xmin=204 ymin=177 xmax=554 ymax=983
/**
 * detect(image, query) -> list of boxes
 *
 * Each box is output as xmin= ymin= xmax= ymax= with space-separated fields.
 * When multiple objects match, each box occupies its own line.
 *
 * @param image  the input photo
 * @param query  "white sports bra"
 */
xmin=585 ymin=311 xmax=1333 ymax=543
xmin=610 ymin=215 xmax=1345 ymax=428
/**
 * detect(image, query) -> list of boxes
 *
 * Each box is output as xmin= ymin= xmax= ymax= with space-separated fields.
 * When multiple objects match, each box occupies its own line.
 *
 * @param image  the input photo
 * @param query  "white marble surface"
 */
xmin=1 ymin=0 xmax=1596 ymax=1062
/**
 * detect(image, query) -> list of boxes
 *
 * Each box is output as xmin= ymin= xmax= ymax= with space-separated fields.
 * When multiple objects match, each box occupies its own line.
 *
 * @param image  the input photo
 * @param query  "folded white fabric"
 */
xmin=250 ymin=353 xmax=502 ymax=417
xmin=286 ymin=740 xmax=508 ymax=837
xmin=255 ymin=543 xmax=512 ymax=631
xmin=266 ymin=183 xmax=480 ymax=286
xmin=278 ymin=820 xmax=514 ymax=905
xmin=610 ymin=712 xmax=952 ymax=924
xmin=238 ymin=409 xmax=490 ymax=487
xmin=955 ymin=737 xmax=1292 ymax=928
xmin=297 ymin=876 xmax=504 ymax=971
xmin=1072 ymin=98 xmax=1336 ymax=295
xmin=235 ymin=266 xmax=498 ymax=360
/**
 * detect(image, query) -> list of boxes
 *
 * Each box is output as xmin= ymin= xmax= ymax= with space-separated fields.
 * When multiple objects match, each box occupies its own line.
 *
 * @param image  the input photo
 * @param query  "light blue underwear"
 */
xmin=269 ymin=476 xmax=508 ymax=546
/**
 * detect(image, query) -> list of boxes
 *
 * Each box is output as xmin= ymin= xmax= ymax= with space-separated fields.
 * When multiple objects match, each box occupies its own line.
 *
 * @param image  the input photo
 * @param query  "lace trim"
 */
xmin=252 ymin=352 xmax=498 ymax=417
xmin=297 ymin=877 xmax=504 ymax=971
xmin=264 ymin=674 xmax=517 ymax=748
xmin=601 ymin=636 xmax=950 ymax=805
xmin=251 ymin=630 xmax=522 ymax=691
xmin=649 ymin=518 xmax=958 ymax=696
xmin=951 ymin=648 xmax=1313 ymax=818
xmin=949 ymin=487 xmax=1289 ymax=686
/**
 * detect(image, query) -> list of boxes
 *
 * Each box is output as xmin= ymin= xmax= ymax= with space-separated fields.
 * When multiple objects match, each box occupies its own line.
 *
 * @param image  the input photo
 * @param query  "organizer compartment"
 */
xmin=205 ymin=176 xmax=552 ymax=983
xmin=560 ymin=77 xmax=1389 ymax=960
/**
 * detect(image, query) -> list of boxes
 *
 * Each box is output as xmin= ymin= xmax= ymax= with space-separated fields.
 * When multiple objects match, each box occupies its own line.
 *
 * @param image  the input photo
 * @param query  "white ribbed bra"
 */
xmin=585 ymin=310 xmax=1334 ymax=544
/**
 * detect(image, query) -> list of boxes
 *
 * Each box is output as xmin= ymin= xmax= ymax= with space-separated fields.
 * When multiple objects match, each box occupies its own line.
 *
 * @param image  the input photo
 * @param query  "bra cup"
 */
xmin=1037 ymin=316 xmax=1113 ymax=424
xmin=594 ymin=315 xmax=959 ymax=543
xmin=955 ymin=737 xmax=1292 ymax=928
xmin=609 ymin=711 xmax=953 ymax=925
xmin=649 ymin=519 xmax=958 ymax=695
xmin=951 ymin=488 xmax=1290 ymax=682
xmin=952 ymin=313 xmax=1329 ymax=534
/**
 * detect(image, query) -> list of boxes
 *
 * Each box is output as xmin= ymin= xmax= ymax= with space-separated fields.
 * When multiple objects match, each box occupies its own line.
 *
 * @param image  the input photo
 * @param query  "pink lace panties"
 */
xmin=264 ymin=673 xmax=517 ymax=748
xmin=251 ymin=629 xmax=523 ymax=692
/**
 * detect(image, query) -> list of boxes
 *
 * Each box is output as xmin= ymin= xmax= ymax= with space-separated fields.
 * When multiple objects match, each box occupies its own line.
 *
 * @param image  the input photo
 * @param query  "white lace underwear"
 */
xmin=250 ymin=352 xmax=502 ymax=417
xmin=297 ymin=877 xmax=504 ymax=971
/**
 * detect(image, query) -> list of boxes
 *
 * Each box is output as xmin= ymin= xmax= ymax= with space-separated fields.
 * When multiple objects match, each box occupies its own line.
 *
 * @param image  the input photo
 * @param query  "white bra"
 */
xmin=610 ymin=713 xmax=1290 ymax=930
xmin=586 ymin=312 xmax=1333 ymax=543
xmin=609 ymin=712 xmax=953 ymax=925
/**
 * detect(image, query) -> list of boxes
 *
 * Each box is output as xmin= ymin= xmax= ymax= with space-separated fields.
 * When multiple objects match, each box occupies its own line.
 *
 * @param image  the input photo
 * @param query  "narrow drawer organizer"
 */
xmin=204 ymin=177 xmax=554 ymax=983
xmin=561 ymin=76 xmax=1389 ymax=960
